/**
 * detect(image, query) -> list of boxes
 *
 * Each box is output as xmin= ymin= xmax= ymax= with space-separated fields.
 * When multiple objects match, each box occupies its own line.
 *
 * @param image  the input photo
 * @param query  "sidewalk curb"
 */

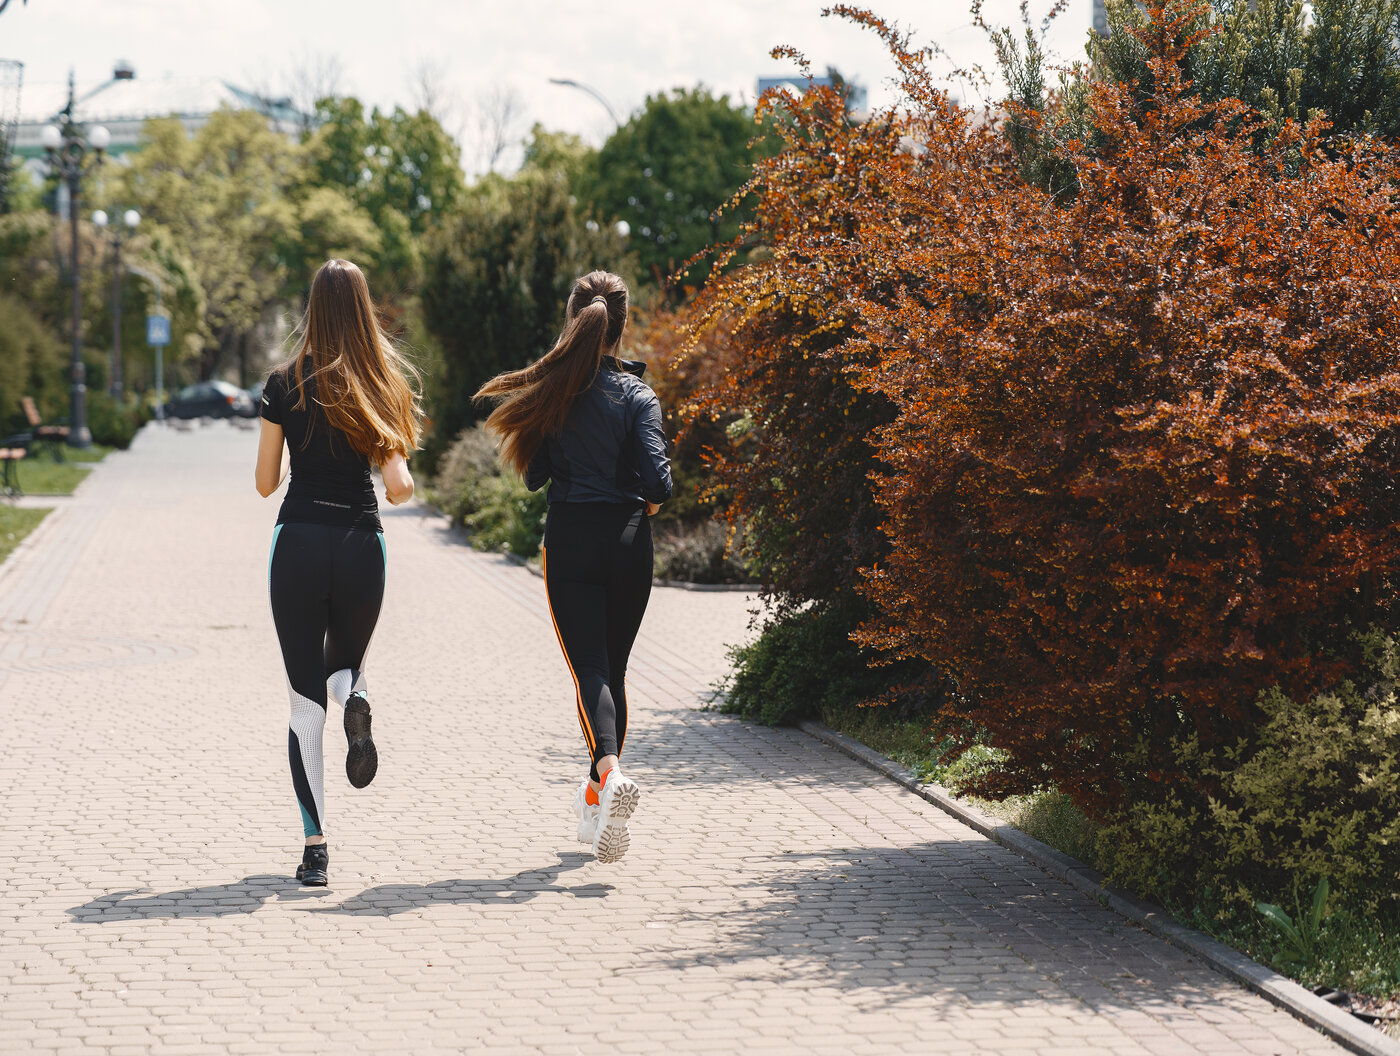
xmin=795 ymin=719 xmax=1400 ymax=1056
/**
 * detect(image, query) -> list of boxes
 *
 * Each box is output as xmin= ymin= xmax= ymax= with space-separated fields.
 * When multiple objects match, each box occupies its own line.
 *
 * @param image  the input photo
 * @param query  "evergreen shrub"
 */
xmin=429 ymin=425 xmax=545 ymax=557
xmin=1097 ymin=630 xmax=1400 ymax=913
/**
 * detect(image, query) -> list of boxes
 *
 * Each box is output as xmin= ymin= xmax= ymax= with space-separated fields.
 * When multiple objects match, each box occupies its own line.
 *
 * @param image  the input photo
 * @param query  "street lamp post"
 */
xmin=548 ymin=78 xmax=621 ymax=127
xmin=93 ymin=208 xmax=140 ymax=398
xmin=40 ymin=102 xmax=109 ymax=449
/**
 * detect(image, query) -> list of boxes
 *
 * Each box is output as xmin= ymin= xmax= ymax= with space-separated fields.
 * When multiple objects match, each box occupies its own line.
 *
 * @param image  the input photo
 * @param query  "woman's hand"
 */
xmin=382 ymin=452 xmax=415 ymax=506
xmin=646 ymin=501 xmax=662 ymax=516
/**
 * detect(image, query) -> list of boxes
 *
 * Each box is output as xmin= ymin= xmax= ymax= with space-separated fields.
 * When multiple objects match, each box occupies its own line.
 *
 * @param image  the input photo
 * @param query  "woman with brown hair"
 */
xmin=255 ymin=258 xmax=421 ymax=886
xmin=477 ymin=270 xmax=671 ymax=863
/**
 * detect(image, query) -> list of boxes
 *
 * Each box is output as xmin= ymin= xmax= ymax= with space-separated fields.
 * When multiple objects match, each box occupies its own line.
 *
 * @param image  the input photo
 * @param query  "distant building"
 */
xmin=15 ymin=61 xmax=308 ymax=193
xmin=1093 ymin=0 xmax=1108 ymax=35
xmin=756 ymin=75 xmax=869 ymax=116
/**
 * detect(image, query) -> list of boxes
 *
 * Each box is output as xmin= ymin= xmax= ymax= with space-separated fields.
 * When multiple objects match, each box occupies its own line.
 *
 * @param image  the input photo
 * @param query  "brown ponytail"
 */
xmin=475 ymin=270 xmax=629 ymax=477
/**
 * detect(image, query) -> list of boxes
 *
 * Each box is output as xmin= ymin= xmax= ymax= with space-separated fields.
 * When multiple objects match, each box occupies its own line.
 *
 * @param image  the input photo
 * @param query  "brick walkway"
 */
xmin=0 ymin=423 xmax=1346 ymax=1056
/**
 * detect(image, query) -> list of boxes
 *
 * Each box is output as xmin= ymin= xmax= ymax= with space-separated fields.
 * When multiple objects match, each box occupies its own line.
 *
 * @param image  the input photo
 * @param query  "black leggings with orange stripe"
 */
xmin=543 ymin=501 xmax=653 ymax=781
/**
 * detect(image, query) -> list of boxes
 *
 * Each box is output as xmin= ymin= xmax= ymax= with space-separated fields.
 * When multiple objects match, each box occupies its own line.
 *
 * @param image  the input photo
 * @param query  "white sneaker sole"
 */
xmin=593 ymin=776 xmax=640 ymax=863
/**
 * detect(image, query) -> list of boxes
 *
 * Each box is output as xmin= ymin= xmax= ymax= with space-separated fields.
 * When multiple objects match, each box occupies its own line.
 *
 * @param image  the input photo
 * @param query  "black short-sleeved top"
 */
xmin=260 ymin=366 xmax=381 ymax=532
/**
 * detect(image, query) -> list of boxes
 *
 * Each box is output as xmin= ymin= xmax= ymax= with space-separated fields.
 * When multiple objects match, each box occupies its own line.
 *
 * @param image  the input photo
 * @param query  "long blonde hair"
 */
xmin=475 ymin=270 xmax=629 ymax=476
xmin=287 ymin=258 xmax=422 ymax=464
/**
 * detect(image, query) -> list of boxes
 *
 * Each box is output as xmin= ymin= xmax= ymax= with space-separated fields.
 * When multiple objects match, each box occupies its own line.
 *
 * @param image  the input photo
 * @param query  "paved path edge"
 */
xmin=795 ymin=718 xmax=1400 ymax=1056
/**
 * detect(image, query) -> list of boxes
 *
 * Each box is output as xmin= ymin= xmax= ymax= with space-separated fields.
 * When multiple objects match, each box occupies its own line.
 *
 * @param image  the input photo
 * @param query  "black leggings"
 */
xmin=543 ymin=502 xmax=653 ymax=781
xmin=268 ymin=522 xmax=386 ymax=837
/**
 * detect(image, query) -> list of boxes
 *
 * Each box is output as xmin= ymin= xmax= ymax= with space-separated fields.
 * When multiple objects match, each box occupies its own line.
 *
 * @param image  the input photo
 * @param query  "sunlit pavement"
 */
xmin=0 ymin=421 xmax=1345 ymax=1055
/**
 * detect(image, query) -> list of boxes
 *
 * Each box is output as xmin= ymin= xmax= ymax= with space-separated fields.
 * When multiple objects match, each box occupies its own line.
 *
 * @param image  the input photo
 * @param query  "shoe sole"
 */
xmin=295 ymin=866 xmax=328 ymax=886
xmin=593 ymin=779 xmax=640 ymax=863
xmin=346 ymin=739 xmax=378 ymax=789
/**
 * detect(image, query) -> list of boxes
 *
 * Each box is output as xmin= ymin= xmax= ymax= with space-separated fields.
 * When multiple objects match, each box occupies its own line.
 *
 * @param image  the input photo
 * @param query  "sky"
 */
xmin=3 ymin=0 xmax=1095 ymax=172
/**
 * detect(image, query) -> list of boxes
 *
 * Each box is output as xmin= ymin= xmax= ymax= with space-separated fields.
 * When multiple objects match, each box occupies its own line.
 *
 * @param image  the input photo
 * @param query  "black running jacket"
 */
xmin=525 ymin=357 xmax=673 ymax=506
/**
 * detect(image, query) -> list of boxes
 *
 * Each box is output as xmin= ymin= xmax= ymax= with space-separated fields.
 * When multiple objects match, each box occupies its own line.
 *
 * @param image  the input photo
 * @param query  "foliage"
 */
xmin=720 ymin=605 xmax=905 ymax=726
xmin=85 ymin=390 xmax=149 ymax=450
xmin=428 ymin=424 xmax=545 ymax=557
xmin=1256 ymin=878 xmax=1333 ymax=971
xmin=797 ymin=3 xmax=1400 ymax=812
xmin=0 ymin=291 xmax=67 ymax=435
xmin=461 ymin=474 xmax=547 ymax=557
xmin=520 ymin=124 xmax=595 ymax=192
xmin=306 ymin=98 xmax=466 ymax=292
xmin=652 ymin=519 xmax=750 ymax=584
xmin=1095 ymin=631 xmax=1400 ymax=913
xmin=118 ymin=108 xmax=377 ymax=380
xmin=418 ymin=167 xmax=630 ymax=465
xmin=584 ymin=88 xmax=773 ymax=289
xmin=676 ymin=74 xmax=905 ymax=621
xmin=999 ymin=0 xmax=1400 ymax=192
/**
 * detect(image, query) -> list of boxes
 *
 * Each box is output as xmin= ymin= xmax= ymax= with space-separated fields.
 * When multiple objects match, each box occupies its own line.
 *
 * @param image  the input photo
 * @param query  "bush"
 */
xmin=1096 ymin=630 xmax=1400 ymax=914
xmin=720 ymin=605 xmax=910 ymax=726
xmin=652 ymin=519 xmax=750 ymax=584
xmin=835 ymin=2 xmax=1400 ymax=811
xmin=462 ymin=474 xmax=546 ymax=557
xmin=86 ymin=390 xmax=150 ymax=450
xmin=429 ymin=425 xmax=546 ymax=557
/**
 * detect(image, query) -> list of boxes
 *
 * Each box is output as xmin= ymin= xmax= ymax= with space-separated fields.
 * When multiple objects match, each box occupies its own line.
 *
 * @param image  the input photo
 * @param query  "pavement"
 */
xmin=0 ymin=421 xmax=1349 ymax=1056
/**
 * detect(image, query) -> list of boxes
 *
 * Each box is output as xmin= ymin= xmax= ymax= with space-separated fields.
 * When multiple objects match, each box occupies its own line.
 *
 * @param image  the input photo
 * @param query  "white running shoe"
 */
xmin=571 ymin=777 xmax=600 ymax=845
xmin=592 ymin=769 xmax=641 ymax=864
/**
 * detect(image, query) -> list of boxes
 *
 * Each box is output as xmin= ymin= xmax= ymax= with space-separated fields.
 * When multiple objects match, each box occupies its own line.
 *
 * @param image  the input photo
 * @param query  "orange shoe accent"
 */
xmin=599 ymin=766 xmax=614 ymax=789
xmin=585 ymin=784 xmax=600 ymax=807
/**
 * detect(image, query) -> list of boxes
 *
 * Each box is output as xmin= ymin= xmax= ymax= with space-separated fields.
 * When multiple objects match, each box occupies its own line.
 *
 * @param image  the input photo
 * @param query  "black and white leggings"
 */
xmin=268 ymin=522 xmax=385 ymax=837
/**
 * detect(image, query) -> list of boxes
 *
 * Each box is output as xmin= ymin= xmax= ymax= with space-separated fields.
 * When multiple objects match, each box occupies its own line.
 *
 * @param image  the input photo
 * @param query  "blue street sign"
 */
xmin=146 ymin=314 xmax=171 ymax=347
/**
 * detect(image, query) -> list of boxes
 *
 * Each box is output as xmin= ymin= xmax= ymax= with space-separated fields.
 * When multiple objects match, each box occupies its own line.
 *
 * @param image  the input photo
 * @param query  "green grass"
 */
xmin=0 ymin=506 xmax=51 ymax=564
xmin=65 ymin=443 xmax=113 ymax=463
xmin=15 ymin=459 xmax=91 ymax=495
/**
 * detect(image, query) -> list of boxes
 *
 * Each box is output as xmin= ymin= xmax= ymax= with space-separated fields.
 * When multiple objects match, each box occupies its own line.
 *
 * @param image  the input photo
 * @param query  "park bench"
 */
xmin=20 ymin=397 xmax=68 ymax=462
xmin=0 ymin=433 xmax=28 ymax=497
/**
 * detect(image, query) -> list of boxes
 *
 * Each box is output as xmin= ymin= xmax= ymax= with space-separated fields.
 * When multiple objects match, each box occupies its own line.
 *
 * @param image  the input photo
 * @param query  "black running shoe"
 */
xmin=343 ymin=693 xmax=378 ymax=789
xmin=295 ymin=843 xmax=328 ymax=886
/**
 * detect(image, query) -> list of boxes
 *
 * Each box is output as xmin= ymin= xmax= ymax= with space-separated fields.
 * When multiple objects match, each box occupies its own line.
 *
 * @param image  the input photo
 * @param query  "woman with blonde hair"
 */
xmin=477 ymin=270 xmax=671 ymax=863
xmin=255 ymin=258 xmax=421 ymax=886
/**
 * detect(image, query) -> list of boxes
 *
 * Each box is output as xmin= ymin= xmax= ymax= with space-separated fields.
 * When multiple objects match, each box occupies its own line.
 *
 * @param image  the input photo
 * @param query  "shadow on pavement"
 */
xmin=67 ymin=854 xmax=607 ymax=921
xmin=306 ymin=852 xmax=611 ymax=915
xmin=636 ymin=844 xmax=1216 ymax=1013
xmin=68 ymin=875 xmax=311 ymax=921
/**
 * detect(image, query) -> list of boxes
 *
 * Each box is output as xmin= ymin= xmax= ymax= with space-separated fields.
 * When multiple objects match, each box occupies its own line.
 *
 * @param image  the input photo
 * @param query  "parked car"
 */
xmin=163 ymin=381 xmax=255 ymax=420
xmin=246 ymin=379 xmax=265 ymax=415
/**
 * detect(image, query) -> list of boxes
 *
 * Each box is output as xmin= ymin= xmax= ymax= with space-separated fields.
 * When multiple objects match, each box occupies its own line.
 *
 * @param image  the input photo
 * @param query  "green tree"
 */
xmin=991 ymin=0 xmax=1400 ymax=193
xmin=306 ymin=98 xmax=466 ymax=293
xmin=520 ymin=123 xmax=594 ymax=188
xmin=118 ymin=108 xmax=378 ymax=381
xmin=419 ymin=166 xmax=631 ymax=464
xmin=583 ymin=88 xmax=767 ymax=289
xmin=0 ymin=291 xmax=66 ymax=434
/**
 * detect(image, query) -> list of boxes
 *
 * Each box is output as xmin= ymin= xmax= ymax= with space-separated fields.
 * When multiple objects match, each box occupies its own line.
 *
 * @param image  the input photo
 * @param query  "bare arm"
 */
xmin=381 ymin=452 xmax=414 ymax=506
xmin=255 ymin=419 xmax=288 ymax=497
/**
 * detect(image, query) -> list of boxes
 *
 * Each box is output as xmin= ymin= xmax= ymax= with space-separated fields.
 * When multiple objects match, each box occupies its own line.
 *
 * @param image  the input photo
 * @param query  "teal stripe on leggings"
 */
xmin=267 ymin=523 xmax=284 ymax=583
